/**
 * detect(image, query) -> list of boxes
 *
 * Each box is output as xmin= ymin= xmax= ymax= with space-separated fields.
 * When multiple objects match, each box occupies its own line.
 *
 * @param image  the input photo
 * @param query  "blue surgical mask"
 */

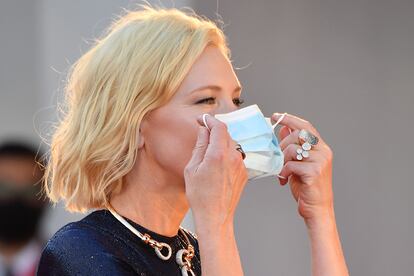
xmin=213 ymin=104 xmax=286 ymax=181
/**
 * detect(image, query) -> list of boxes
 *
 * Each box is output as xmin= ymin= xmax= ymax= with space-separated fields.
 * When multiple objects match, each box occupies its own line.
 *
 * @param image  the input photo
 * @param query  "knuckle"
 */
xmin=230 ymin=152 xmax=240 ymax=163
xmin=302 ymin=120 xmax=310 ymax=127
xmin=184 ymin=163 xmax=194 ymax=171
xmin=287 ymin=143 xmax=297 ymax=154
xmin=191 ymin=147 xmax=199 ymax=155
xmin=194 ymin=141 xmax=206 ymax=149
xmin=299 ymin=118 xmax=317 ymax=132
xmin=209 ymin=151 xmax=226 ymax=162
xmin=183 ymin=165 xmax=193 ymax=176
xmin=326 ymin=146 xmax=334 ymax=161
xmin=312 ymin=164 xmax=323 ymax=176
xmin=217 ymin=121 xmax=228 ymax=132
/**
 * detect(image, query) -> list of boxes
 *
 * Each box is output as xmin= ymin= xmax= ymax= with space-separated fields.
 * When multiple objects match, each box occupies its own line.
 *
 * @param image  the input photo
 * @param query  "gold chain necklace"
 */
xmin=106 ymin=203 xmax=196 ymax=276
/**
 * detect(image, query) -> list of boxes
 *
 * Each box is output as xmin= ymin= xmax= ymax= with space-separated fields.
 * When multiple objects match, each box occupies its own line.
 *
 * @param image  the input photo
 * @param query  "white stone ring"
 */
xmin=298 ymin=129 xmax=319 ymax=146
xmin=296 ymin=129 xmax=320 ymax=161
xmin=296 ymin=143 xmax=311 ymax=161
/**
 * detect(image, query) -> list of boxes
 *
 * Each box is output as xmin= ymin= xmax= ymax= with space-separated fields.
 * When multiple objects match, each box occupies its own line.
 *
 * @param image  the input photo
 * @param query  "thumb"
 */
xmin=187 ymin=126 xmax=210 ymax=167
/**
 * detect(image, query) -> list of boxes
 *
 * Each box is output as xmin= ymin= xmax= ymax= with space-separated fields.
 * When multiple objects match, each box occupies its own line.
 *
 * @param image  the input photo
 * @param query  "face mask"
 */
xmin=0 ymin=182 xmax=45 ymax=244
xmin=0 ymin=199 xmax=44 ymax=244
xmin=211 ymin=104 xmax=286 ymax=181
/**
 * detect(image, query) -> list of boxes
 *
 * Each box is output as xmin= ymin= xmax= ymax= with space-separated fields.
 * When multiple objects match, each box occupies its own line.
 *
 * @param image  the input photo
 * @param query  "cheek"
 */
xmin=150 ymin=116 xmax=199 ymax=176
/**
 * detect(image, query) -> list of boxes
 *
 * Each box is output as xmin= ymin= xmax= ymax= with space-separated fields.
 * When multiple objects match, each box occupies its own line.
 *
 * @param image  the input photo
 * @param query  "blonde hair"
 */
xmin=42 ymin=4 xmax=230 ymax=213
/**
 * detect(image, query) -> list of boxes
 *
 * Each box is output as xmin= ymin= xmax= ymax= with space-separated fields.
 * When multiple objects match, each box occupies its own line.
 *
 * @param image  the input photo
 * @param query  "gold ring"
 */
xmin=236 ymin=144 xmax=246 ymax=160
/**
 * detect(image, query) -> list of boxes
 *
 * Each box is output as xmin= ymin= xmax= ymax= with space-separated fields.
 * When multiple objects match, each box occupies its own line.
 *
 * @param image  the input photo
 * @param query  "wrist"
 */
xmin=193 ymin=215 xmax=235 ymax=240
xmin=193 ymin=209 xmax=234 ymax=230
xmin=193 ymin=215 xmax=243 ymax=276
xmin=304 ymin=207 xmax=336 ymax=230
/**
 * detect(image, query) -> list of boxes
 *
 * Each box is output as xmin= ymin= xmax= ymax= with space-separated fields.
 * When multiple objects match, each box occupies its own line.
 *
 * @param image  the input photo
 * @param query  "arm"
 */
xmin=305 ymin=208 xmax=349 ymax=276
xmin=194 ymin=218 xmax=243 ymax=276
xmin=272 ymin=112 xmax=350 ymax=275
xmin=184 ymin=116 xmax=248 ymax=276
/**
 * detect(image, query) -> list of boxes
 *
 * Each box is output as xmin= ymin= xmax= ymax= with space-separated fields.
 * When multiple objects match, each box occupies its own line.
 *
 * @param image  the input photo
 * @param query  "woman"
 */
xmin=37 ymin=5 xmax=349 ymax=276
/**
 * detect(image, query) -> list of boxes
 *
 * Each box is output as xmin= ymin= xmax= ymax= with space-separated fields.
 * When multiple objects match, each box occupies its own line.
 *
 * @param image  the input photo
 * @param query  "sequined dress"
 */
xmin=36 ymin=209 xmax=201 ymax=276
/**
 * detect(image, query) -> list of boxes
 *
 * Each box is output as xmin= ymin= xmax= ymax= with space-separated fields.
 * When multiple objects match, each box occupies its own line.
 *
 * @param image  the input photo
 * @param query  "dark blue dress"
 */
xmin=36 ymin=209 xmax=201 ymax=275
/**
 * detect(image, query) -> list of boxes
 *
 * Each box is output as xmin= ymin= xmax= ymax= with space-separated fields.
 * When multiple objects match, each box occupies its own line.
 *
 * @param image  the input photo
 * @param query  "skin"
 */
xmin=274 ymin=116 xmax=349 ymax=276
xmin=110 ymin=45 xmax=349 ymax=275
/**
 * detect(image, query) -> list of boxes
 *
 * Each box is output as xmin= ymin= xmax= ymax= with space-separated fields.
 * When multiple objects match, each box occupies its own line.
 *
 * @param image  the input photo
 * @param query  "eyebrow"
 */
xmin=189 ymin=85 xmax=243 ymax=95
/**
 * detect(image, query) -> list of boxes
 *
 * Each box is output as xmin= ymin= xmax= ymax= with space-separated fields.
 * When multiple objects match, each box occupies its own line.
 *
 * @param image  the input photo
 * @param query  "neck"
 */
xmin=109 ymin=154 xmax=189 ymax=238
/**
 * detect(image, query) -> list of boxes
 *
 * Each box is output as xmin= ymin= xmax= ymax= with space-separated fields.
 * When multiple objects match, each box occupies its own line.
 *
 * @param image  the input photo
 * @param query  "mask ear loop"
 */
xmin=271 ymin=112 xmax=287 ymax=131
xmin=271 ymin=112 xmax=288 ymax=180
xmin=202 ymin=114 xmax=211 ymax=132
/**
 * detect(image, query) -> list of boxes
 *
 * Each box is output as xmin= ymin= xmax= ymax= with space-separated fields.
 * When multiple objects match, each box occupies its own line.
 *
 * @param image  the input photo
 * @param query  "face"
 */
xmin=139 ymin=45 xmax=244 ymax=184
xmin=0 ymin=156 xmax=44 ymax=205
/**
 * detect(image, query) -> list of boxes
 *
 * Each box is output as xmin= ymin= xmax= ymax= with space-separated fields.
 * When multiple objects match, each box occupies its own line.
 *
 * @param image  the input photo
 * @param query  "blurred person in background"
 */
xmin=0 ymin=141 xmax=47 ymax=276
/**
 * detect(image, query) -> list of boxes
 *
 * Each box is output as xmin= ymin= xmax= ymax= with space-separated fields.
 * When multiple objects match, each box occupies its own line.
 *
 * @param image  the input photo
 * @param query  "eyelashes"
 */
xmin=196 ymin=97 xmax=245 ymax=107
xmin=233 ymin=97 xmax=245 ymax=106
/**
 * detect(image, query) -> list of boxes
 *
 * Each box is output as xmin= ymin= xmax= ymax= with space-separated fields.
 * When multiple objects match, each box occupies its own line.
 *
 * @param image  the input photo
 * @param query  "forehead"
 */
xmin=176 ymin=46 xmax=240 ymax=96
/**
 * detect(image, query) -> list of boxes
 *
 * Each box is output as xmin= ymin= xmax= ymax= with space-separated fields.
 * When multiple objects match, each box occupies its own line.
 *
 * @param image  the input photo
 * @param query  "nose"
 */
xmin=214 ymin=98 xmax=239 ymax=115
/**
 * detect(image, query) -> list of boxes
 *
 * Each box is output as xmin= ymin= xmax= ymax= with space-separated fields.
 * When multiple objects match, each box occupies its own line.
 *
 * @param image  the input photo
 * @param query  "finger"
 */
xmin=278 ymin=161 xmax=314 ymax=185
xmin=279 ymin=129 xmax=301 ymax=151
xmin=228 ymin=140 xmax=249 ymax=208
xmin=278 ymin=175 xmax=289 ymax=186
xmin=197 ymin=113 xmax=230 ymax=152
xmin=278 ymin=125 xmax=291 ymax=142
xmin=283 ymin=143 xmax=323 ymax=163
xmin=229 ymin=139 xmax=246 ymax=162
xmin=271 ymin=113 xmax=320 ymax=136
xmin=283 ymin=143 xmax=310 ymax=162
xmin=187 ymin=126 xmax=210 ymax=166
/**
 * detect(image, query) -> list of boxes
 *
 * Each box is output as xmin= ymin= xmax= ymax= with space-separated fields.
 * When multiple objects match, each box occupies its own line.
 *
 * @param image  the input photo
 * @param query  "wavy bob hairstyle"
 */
xmin=43 ymin=4 xmax=230 ymax=213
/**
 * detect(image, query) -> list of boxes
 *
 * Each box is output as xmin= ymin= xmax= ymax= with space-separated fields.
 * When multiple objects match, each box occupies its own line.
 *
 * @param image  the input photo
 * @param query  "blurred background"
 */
xmin=0 ymin=0 xmax=413 ymax=275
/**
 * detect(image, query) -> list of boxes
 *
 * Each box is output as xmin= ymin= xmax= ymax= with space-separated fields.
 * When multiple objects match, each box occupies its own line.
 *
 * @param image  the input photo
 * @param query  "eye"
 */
xmin=233 ymin=97 xmax=245 ymax=107
xmin=195 ymin=97 xmax=245 ymax=106
xmin=196 ymin=97 xmax=216 ymax=105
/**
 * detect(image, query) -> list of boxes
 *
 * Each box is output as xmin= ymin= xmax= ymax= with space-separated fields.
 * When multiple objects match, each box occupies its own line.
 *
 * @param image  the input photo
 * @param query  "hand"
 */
xmin=272 ymin=113 xmax=334 ymax=223
xmin=184 ymin=114 xmax=248 ymax=227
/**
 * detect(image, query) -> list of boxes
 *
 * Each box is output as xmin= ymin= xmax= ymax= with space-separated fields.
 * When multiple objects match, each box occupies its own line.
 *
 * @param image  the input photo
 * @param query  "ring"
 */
xmin=296 ymin=146 xmax=310 ymax=161
xmin=296 ymin=129 xmax=319 ymax=161
xmin=298 ymin=129 xmax=319 ymax=146
xmin=236 ymin=144 xmax=246 ymax=160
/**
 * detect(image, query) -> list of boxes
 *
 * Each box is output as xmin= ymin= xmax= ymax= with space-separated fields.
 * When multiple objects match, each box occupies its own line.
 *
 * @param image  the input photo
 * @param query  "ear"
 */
xmin=137 ymin=127 xmax=145 ymax=150
xmin=137 ymin=113 xmax=150 ymax=150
